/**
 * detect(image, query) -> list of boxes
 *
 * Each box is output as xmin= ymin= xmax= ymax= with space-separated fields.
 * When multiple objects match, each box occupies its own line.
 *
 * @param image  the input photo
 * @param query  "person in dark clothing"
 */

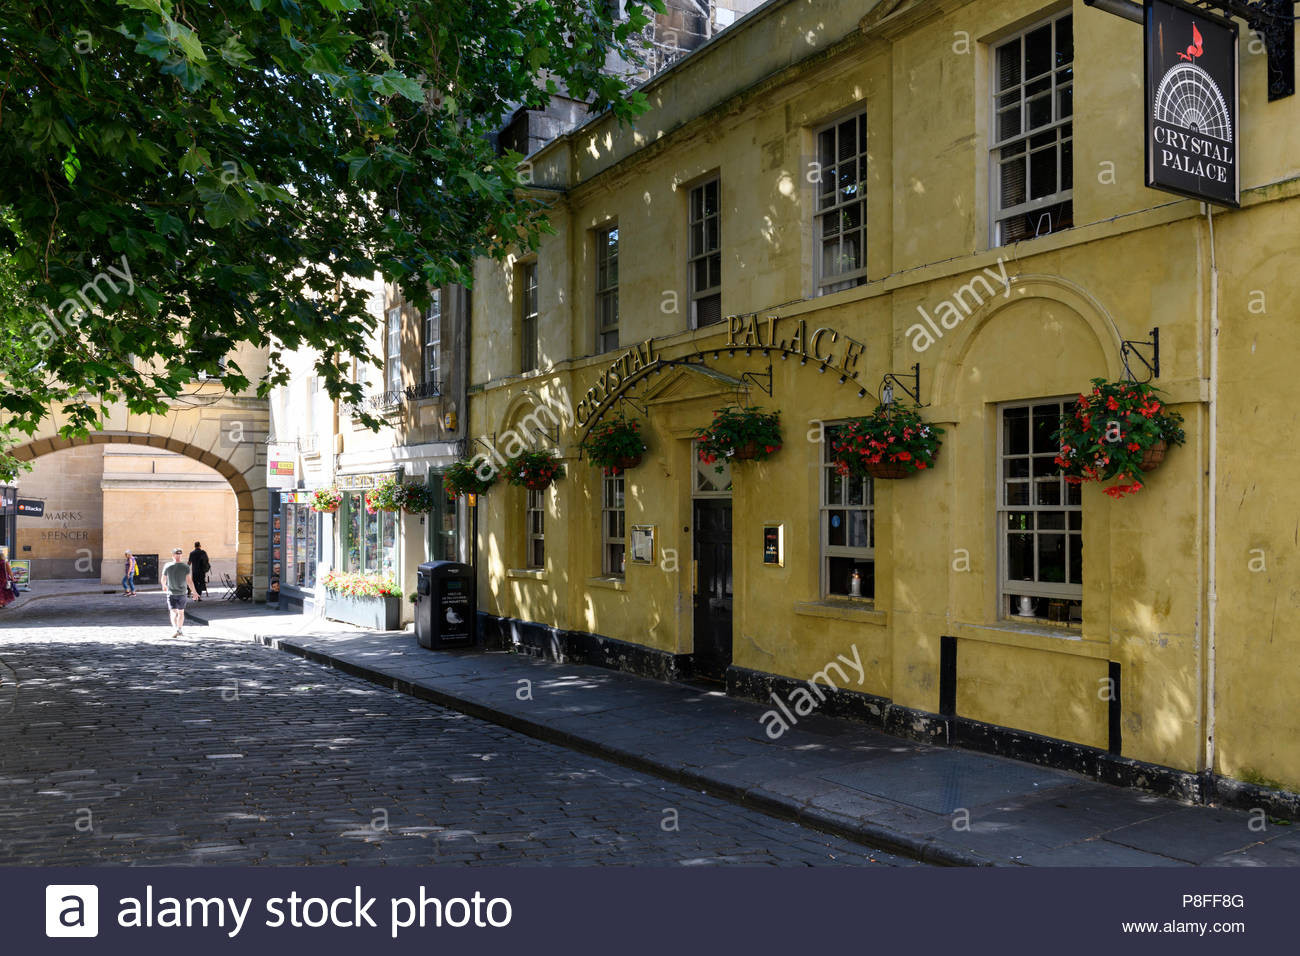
xmin=188 ymin=541 xmax=211 ymax=601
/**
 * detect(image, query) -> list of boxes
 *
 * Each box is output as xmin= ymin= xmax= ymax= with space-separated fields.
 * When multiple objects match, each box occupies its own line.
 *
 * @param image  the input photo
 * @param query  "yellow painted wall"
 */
xmin=466 ymin=0 xmax=1300 ymax=790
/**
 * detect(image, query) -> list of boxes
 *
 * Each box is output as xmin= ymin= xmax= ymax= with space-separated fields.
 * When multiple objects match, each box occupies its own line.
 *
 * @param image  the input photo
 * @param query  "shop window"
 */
xmin=991 ymin=12 xmax=1073 ymax=245
xmin=342 ymin=491 xmax=399 ymax=575
xmin=814 ymin=110 xmax=867 ymax=295
xmin=281 ymin=497 xmax=318 ymax=589
xmin=596 ymin=225 xmax=619 ymax=353
xmin=998 ymin=400 xmax=1082 ymax=623
xmin=527 ymin=487 xmax=545 ymax=569
xmin=423 ymin=291 xmax=441 ymax=391
xmin=602 ymin=472 xmax=625 ymax=576
xmin=688 ymin=178 xmax=721 ymax=327
xmin=821 ymin=424 xmax=874 ymax=598
xmin=520 ymin=261 xmax=539 ymax=372
xmin=385 ymin=306 xmax=402 ymax=397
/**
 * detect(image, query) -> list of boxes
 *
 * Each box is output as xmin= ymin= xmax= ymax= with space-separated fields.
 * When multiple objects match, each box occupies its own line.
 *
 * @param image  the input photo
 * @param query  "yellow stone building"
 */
xmin=466 ymin=0 xmax=1300 ymax=802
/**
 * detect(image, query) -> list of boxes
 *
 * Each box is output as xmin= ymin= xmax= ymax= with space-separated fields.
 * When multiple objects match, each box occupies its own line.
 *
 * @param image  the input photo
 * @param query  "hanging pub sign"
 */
xmin=1145 ymin=0 xmax=1239 ymax=207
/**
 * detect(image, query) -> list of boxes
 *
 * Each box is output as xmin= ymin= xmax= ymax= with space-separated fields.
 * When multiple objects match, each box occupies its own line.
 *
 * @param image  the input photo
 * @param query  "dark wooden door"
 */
xmin=692 ymin=499 xmax=733 ymax=680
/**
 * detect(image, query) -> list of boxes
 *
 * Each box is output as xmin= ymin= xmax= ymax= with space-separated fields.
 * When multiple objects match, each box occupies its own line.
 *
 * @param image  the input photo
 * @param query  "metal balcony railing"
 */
xmin=404 ymin=380 xmax=442 ymax=401
xmin=345 ymin=389 xmax=404 ymax=417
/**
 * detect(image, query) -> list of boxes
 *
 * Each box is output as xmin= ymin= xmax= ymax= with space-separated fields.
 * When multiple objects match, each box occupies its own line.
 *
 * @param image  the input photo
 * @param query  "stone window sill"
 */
xmin=952 ymin=621 xmax=1108 ymax=659
xmin=587 ymin=575 xmax=627 ymax=592
xmin=794 ymin=600 xmax=887 ymax=626
xmin=507 ymin=568 xmax=546 ymax=581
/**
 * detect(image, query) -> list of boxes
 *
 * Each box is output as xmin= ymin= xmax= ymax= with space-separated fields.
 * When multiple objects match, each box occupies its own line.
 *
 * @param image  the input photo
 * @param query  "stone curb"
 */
xmin=254 ymin=632 xmax=995 ymax=868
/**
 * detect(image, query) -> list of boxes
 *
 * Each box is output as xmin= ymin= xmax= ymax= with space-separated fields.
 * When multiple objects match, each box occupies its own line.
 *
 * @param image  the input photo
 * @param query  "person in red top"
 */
xmin=0 ymin=552 xmax=17 ymax=608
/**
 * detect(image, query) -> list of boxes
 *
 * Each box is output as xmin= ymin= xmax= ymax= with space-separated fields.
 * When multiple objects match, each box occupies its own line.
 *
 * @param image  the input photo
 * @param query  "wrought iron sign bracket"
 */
xmin=1087 ymin=0 xmax=1294 ymax=98
xmin=612 ymin=393 xmax=650 ymax=418
xmin=1121 ymin=327 xmax=1161 ymax=382
xmin=527 ymin=422 xmax=560 ymax=448
xmin=470 ymin=433 xmax=497 ymax=457
xmin=740 ymin=358 xmax=774 ymax=398
xmin=880 ymin=363 xmax=927 ymax=407
xmin=1198 ymin=0 xmax=1295 ymax=99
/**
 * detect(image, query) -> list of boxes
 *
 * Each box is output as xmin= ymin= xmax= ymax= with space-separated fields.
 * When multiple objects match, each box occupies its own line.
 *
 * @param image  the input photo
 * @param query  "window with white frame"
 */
xmin=815 ymin=111 xmax=868 ymax=295
xmin=998 ymin=400 xmax=1082 ymax=623
xmin=821 ymin=424 xmax=874 ymax=598
xmin=688 ymin=179 xmax=721 ymax=327
xmin=992 ymin=12 xmax=1073 ymax=245
xmin=596 ymin=225 xmax=619 ymax=352
xmin=385 ymin=306 xmax=402 ymax=396
xmin=526 ymin=487 xmax=545 ymax=569
xmin=602 ymin=471 xmax=625 ymax=576
xmin=520 ymin=261 xmax=539 ymax=372
xmin=423 ymin=291 xmax=441 ymax=390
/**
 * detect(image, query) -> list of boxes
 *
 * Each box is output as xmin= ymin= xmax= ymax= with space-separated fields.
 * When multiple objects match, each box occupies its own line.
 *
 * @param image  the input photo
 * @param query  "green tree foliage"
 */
xmin=0 ymin=0 xmax=663 ymax=476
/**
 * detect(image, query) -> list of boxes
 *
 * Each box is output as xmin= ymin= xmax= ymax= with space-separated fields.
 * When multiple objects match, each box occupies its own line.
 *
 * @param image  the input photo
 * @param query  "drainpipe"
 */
xmin=1204 ymin=204 xmax=1219 ymax=780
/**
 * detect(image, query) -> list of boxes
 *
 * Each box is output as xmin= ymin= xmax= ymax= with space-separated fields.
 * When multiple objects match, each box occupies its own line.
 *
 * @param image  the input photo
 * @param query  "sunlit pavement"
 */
xmin=0 ymin=595 xmax=907 ymax=866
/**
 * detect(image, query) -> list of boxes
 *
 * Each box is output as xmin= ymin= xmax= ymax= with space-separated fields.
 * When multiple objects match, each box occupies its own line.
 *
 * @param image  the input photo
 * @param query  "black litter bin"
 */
xmin=416 ymin=561 xmax=475 ymax=649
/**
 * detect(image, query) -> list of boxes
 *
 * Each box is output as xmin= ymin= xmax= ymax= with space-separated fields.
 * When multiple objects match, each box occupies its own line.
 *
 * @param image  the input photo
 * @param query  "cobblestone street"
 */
xmin=0 ymin=596 xmax=906 ymax=866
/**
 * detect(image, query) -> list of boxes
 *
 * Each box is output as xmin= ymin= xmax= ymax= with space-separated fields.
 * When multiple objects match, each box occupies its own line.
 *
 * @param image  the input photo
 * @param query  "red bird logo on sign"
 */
xmin=1177 ymin=22 xmax=1204 ymax=61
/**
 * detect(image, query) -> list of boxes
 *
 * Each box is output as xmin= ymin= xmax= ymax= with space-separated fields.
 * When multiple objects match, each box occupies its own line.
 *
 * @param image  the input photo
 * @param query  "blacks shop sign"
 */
xmin=1145 ymin=0 xmax=1239 ymax=206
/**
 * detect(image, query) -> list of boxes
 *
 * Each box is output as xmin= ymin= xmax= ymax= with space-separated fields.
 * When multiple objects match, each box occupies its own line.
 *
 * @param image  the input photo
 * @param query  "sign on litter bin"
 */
xmin=416 ymin=561 xmax=475 ymax=650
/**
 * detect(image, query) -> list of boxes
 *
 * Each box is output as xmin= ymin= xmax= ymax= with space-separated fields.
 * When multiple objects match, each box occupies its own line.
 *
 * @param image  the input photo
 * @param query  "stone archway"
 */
xmin=8 ymin=411 xmax=269 ymax=590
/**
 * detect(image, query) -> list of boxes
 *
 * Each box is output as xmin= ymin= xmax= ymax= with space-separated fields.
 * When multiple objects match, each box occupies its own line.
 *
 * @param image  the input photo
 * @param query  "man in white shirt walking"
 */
xmin=161 ymin=547 xmax=196 ymax=637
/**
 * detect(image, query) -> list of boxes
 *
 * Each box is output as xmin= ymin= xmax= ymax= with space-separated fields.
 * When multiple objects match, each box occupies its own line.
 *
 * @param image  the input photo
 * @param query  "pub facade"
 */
xmin=465 ymin=0 xmax=1300 ymax=801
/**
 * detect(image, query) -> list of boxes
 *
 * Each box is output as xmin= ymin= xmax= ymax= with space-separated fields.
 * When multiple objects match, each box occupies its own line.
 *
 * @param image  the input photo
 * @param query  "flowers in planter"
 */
xmin=443 ymin=459 xmax=496 ymax=498
xmin=1054 ymin=378 xmax=1185 ymax=499
xmin=398 ymin=483 xmax=439 ymax=514
xmin=503 ymin=449 xmax=566 ymax=491
xmin=580 ymin=418 xmax=647 ymax=474
xmin=694 ymin=406 xmax=782 ymax=470
xmin=364 ymin=474 xmax=402 ymax=514
xmin=321 ymin=570 xmax=402 ymax=599
xmin=830 ymin=404 xmax=944 ymax=479
xmin=309 ymin=487 xmax=343 ymax=513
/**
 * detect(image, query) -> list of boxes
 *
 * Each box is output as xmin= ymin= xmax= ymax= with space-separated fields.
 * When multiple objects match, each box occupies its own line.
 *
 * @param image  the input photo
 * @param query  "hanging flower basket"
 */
xmin=1054 ymin=378 xmax=1185 ymax=499
xmin=831 ymin=404 xmax=944 ymax=479
xmin=503 ymin=449 xmax=566 ymax=491
xmin=309 ymin=487 xmax=343 ymax=513
xmin=399 ymin=483 xmax=439 ymax=514
xmin=1139 ymin=440 xmax=1168 ymax=472
xmin=364 ymin=474 xmax=402 ymax=513
xmin=580 ymin=418 xmax=648 ymax=474
xmin=865 ymin=460 xmax=914 ymax=479
xmin=443 ymin=459 xmax=496 ymax=498
xmin=694 ymin=406 xmax=782 ymax=471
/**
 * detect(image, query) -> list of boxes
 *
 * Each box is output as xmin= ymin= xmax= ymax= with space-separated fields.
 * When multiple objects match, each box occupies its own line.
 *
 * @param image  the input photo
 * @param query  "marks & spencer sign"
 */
xmin=1145 ymin=0 xmax=1239 ymax=206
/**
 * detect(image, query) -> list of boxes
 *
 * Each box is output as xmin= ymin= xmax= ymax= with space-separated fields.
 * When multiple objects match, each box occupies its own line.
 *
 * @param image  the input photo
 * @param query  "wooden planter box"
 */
xmin=323 ymin=592 xmax=402 ymax=630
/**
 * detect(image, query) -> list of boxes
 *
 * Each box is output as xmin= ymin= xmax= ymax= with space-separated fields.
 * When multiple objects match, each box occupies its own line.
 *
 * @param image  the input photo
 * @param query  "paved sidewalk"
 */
xmin=7 ymin=577 xmax=160 ymax=610
xmin=194 ymin=624 xmax=1300 ymax=868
